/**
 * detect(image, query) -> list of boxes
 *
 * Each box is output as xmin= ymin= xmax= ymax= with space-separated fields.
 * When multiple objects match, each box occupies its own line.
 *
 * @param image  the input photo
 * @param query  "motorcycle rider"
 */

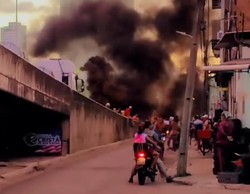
xmin=129 ymin=123 xmax=160 ymax=183
xmin=145 ymin=118 xmax=165 ymax=159
xmin=145 ymin=122 xmax=173 ymax=183
xmin=129 ymin=123 xmax=173 ymax=183
xmin=193 ymin=115 xmax=203 ymax=149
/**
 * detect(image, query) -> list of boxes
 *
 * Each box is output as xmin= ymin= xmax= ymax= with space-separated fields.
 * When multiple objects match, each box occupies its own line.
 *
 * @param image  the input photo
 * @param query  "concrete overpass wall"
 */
xmin=0 ymin=45 xmax=70 ymax=114
xmin=68 ymin=92 xmax=134 ymax=153
xmin=0 ymin=45 xmax=135 ymax=155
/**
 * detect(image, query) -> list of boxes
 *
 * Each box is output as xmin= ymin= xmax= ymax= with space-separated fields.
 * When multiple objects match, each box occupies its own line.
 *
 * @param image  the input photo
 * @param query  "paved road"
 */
xmin=0 ymin=142 xmax=249 ymax=194
xmin=0 ymin=143 xmax=178 ymax=194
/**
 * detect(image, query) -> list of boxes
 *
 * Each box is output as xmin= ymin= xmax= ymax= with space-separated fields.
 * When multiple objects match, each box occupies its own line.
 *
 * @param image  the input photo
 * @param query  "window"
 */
xmin=62 ymin=73 xmax=69 ymax=85
xmin=212 ymin=0 xmax=221 ymax=9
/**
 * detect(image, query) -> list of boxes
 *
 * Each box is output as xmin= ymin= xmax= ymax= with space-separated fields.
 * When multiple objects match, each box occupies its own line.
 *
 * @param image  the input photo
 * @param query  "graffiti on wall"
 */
xmin=23 ymin=129 xmax=62 ymax=154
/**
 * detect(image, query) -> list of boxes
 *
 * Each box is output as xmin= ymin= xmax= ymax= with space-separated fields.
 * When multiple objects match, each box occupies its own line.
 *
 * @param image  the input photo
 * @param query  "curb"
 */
xmin=167 ymin=163 xmax=250 ymax=191
xmin=0 ymin=139 xmax=132 ymax=180
xmin=223 ymin=184 xmax=250 ymax=192
xmin=0 ymin=163 xmax=37 ymax=180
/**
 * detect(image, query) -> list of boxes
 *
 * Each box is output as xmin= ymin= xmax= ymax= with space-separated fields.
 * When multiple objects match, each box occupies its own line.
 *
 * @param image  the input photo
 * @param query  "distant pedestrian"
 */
xmin=105 ymin=102 xmax=111 ymax=108
xmin=124 ymin=106 xmax=132 ymax=117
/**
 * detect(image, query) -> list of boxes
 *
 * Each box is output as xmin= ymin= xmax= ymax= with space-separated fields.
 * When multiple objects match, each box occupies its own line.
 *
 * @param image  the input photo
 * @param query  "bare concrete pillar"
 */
xmin=69 ymin=105 xmax=78 ymax=154
xmin=61 ymin=118 xmax=70 ymax=156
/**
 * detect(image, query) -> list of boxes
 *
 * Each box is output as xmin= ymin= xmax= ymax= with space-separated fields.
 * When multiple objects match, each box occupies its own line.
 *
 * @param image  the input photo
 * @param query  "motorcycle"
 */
xmin=160 ymin=133 xmax=167 ymax=142
xmin=135 ymin=147 xmax=157 ymax=185
xmin=198 ymin=130 xmax=212 ymax=156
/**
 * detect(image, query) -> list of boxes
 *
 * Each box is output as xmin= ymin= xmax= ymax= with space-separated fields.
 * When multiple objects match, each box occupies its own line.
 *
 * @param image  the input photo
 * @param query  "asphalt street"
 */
xmin=0 ymin=142 xmax=249 ymax=194
xmin=0 ymin=143 xmax=178 ymax=194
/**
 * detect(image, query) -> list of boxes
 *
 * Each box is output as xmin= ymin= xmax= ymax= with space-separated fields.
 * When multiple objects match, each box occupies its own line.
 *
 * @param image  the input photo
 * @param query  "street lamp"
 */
xmin=176 ymin=31 xmax=193 ymax=39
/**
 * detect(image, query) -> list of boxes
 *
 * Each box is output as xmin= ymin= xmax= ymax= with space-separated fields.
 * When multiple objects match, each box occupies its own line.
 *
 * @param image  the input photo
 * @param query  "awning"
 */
xmin=203 ymin=58 xmax=250 ymax=72
xmin=215 ymin=31 xmax=250 ymax=49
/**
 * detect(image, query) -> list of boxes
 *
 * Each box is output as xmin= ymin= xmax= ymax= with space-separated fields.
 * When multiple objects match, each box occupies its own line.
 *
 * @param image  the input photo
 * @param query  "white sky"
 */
xmin=0 ymin=0 xmax=56 ymax=28
xmin=0 ymin=0 xmax=174 ymax=28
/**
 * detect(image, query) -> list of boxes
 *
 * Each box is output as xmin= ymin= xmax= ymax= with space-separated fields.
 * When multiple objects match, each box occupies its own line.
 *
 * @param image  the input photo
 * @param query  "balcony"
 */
xmin=215 ymin=31 xmax=250 ymax=49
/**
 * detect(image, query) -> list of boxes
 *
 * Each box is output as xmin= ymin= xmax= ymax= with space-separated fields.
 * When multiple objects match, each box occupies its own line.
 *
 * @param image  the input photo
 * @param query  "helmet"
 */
xmin=221 ymin=111 xmax=231 ymax=119
xmin=202 ymin=114 xmax=209 ymax=118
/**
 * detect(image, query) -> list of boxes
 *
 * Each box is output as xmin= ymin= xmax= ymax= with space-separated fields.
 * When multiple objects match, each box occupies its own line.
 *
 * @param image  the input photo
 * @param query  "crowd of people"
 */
xmin=190 ymin=111 xmax=250 ymax=178
xmin=126 ymin=114 xmax=184 ymax=182
xmin=190 ymin=112 xmax=235 ymax=172
xmin=105 ymin=101 xmax=249 ymax=180
xmin=105 ymin=103 xmax=139 ymax=122
xmin=129 ymin=110 xmax=250 ymax=183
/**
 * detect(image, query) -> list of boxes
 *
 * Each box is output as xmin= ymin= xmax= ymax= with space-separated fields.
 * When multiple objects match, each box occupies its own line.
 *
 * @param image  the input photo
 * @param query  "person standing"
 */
xmin=167 ymin=116 xmax=180 ymax=151
xmin=216 ymin=112 xmax=234 ymax=172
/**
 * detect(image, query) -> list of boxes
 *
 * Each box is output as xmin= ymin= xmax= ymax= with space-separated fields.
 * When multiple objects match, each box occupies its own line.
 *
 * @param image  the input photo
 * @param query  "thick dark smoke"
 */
xmin=169 ymin=73 xmax=205 ymax=117
xmin=154 ymin=0 xmax=196 ymax=40
xmin=154 ymin=0 xmax=196 ymax=52
xmin=33 ymin=0 xmax=203 ymax=118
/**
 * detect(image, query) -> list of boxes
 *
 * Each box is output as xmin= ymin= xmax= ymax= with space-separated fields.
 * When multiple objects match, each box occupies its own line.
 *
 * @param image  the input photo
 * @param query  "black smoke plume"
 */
xmin=33 ymin=0 xmax=203 ymax=118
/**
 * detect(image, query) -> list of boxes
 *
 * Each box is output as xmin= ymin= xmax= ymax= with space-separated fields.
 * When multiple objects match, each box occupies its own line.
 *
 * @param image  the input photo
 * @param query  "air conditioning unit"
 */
xmin=212 ymin=0 xmax=221 ymax=9
xmin=211 ymin=39 xmax=220 ymax=58
xmin=217 ymin=30 xmax=224 ymax=40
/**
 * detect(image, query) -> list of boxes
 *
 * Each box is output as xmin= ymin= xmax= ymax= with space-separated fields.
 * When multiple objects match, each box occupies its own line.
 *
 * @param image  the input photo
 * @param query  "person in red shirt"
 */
xmin=124 ymin=106 xmax=132 ymax=117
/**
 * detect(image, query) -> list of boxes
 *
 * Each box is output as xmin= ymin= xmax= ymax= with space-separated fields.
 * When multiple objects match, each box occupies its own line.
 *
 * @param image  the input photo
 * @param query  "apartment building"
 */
xmin=0 ymin=22 xmax=27 ymax=58
xmin=205 ymin=0 xmax=250 ymax=127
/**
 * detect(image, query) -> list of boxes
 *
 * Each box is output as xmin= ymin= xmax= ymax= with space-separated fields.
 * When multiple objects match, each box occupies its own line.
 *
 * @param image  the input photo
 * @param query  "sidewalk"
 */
xmin=167 ymin=145 xmax=250 ymax=192
xmin=0 ymin=156 xmax=58 ymax=179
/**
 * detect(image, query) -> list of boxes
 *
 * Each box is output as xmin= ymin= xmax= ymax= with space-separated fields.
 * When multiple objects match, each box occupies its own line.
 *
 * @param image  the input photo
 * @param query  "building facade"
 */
xmin=204 ymin=0 xmax=223 ymax=118
xmin=206 ymin=0 xmax=250 ymax=127
xmin=0 ymin=22 xmax=27 ymax=58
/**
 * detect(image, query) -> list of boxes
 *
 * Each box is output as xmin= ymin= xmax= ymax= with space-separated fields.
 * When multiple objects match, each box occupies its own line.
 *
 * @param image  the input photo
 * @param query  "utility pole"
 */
xmin=15 ymin=0 xmax=19 ymax=48
xmin=204 ymin=40 xmax=210 ymax=114
xmin=16 ymin=0 xmax=18 ymax=23
xmin=176 ymin=0 xmax=205 ymax=177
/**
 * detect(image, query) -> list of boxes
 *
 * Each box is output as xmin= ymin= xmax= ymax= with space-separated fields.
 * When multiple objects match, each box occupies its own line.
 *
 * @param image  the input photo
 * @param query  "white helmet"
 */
xmin=221 ymin=111 xmax=231 ymax=119
xmin=202 ymin=114 xmax=209 ymax=118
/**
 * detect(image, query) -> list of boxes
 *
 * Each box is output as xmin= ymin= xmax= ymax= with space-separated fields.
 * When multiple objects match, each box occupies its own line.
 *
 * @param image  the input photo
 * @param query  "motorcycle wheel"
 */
xmin=199 ymin=140 xmax=211 ymax=156
xmin=138 ymin=169 xmax=146 ymax=185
